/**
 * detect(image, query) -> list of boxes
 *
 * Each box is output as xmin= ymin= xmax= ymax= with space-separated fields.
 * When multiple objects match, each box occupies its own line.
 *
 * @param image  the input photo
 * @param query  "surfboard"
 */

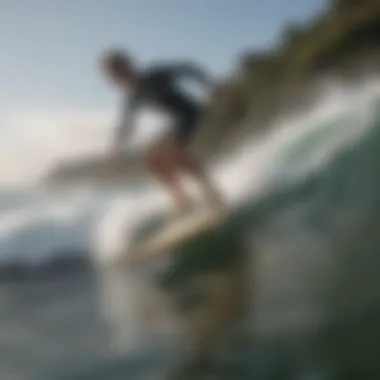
xmin=44 ymin=151 xmax=144 ymax=187
xmin=122 ymin=206 xmax=227 ymax=265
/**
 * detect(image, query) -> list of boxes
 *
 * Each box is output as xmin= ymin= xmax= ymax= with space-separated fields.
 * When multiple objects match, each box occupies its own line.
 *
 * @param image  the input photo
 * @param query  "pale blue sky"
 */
xmin=0 ymin=0 xmax=326 ymax=111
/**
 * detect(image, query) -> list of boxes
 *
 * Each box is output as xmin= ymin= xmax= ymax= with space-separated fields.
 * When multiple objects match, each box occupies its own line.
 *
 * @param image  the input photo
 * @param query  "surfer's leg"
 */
xmin=176 ymin=117 xmax=224 ymax=210
xmin=147 ymin=139 xmax=193 ymax=216
xmin=182 ymin=156 xmax=224 ymax=210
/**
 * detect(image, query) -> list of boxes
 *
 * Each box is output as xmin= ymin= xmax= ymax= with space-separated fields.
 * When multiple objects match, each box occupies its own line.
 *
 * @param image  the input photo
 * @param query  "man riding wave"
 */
xmin=102 ymin=50 xmax=224 ymax=217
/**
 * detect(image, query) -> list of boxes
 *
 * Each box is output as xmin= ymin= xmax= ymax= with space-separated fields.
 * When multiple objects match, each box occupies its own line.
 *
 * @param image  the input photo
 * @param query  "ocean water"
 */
xmin=1 ymin=79 xmax=380 ymax=379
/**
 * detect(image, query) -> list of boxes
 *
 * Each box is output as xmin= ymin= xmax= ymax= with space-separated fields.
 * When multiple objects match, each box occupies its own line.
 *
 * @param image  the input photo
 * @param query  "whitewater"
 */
xmin=1 ymin=78 xmax=380 ymax=379
xmin=0 ymin=78 xmax=378 ymax=269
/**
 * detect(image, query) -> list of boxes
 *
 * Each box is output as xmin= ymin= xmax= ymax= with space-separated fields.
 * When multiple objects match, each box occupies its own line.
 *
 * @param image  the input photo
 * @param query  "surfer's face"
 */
xmin=102 ymin=59 xmax=136 ymax=88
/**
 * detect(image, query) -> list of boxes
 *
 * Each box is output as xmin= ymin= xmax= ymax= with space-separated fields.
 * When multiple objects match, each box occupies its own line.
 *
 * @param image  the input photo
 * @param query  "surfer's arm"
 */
xmin=113 ymin=93 xmax=138 ymax=153
xmin=171 ymin=62 xmax=215 ymax=88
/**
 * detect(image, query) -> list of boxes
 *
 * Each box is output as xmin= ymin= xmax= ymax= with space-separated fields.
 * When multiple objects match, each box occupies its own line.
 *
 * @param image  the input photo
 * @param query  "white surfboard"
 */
xmin=122 ymin=206 xmax=227 ymax=265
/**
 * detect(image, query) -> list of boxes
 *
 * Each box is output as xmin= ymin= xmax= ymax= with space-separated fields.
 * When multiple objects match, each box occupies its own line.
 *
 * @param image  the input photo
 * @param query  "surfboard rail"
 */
xmin=119 ymin=207 xmax=227 ymax=265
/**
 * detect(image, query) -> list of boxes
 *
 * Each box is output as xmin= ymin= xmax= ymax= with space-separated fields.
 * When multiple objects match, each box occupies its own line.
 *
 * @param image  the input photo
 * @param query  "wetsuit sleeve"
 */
xmin=113 ymin=93 xmax=138 ymax=152
xmin=170 ymin=63 xmax=215 ymax=88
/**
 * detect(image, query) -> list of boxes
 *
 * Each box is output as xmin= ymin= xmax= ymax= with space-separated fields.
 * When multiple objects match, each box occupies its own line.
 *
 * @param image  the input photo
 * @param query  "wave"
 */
xmin=0 ymin=79 xmax=379 ymax=278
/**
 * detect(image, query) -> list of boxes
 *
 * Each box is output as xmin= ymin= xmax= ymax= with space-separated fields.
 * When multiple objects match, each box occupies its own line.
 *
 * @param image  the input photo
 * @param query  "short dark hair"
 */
xmin=103 ymin=49 xmax=133 ymax=71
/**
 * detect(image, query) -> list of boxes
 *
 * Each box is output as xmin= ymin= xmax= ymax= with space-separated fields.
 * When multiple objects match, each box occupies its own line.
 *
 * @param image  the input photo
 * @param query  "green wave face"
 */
xmin=135 ymin=94 xmax=380 ymax=334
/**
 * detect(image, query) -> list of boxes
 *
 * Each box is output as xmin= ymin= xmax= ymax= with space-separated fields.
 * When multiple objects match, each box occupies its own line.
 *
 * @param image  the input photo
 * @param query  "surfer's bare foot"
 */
xmin=167 ymin=201 xmax=194 ymax=222
xmin=204 ymin=191 xmax=225 ymax=214
xmin=211 ymin=195 xmax=225 ymax=211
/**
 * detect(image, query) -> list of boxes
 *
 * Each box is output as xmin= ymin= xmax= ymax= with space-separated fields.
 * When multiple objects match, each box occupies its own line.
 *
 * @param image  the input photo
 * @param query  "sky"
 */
xmin=0 ymin=0 xmax=327 ymax=185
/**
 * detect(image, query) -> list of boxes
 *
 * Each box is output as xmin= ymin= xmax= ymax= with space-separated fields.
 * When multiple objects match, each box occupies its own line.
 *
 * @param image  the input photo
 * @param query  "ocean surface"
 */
xmin=1 ymin=78 xmax=380 ymax=379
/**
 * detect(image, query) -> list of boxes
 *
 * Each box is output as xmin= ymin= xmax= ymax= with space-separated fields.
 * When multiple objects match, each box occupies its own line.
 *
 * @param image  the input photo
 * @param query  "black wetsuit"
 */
xmin=115 ymin=62 xmax=214 ymax=149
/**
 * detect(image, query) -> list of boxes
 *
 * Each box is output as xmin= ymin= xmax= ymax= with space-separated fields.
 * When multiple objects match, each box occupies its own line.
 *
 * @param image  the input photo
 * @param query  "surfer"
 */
xmin=101 ymin=50 xmax=224 ymax=217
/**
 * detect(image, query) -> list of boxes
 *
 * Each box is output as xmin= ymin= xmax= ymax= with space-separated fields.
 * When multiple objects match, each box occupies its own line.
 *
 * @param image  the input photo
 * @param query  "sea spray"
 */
xmin=91 ymin=80 xmax=380 ymax=361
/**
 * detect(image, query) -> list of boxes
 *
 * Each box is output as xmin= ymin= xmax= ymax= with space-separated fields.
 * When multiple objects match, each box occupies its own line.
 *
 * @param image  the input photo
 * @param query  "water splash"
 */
xmin=92 ymin=79 xmax=380 ymax=353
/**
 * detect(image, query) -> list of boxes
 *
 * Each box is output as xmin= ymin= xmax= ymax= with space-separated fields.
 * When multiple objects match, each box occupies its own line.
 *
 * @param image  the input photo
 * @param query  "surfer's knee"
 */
xmin=147 ymin=142 xmax=180 ymax=177
xmin=147 ymin=151 xmax=173 ymax=180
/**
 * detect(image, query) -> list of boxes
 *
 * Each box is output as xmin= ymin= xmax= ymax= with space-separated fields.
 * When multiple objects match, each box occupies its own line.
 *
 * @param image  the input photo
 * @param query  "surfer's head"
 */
xmin=102 ymin=49 xmax=138 ymax=87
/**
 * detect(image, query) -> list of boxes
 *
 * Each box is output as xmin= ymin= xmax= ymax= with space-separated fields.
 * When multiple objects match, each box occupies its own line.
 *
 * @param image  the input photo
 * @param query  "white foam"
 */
xmin=0 ymin=79 xmax=379 ymax=268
